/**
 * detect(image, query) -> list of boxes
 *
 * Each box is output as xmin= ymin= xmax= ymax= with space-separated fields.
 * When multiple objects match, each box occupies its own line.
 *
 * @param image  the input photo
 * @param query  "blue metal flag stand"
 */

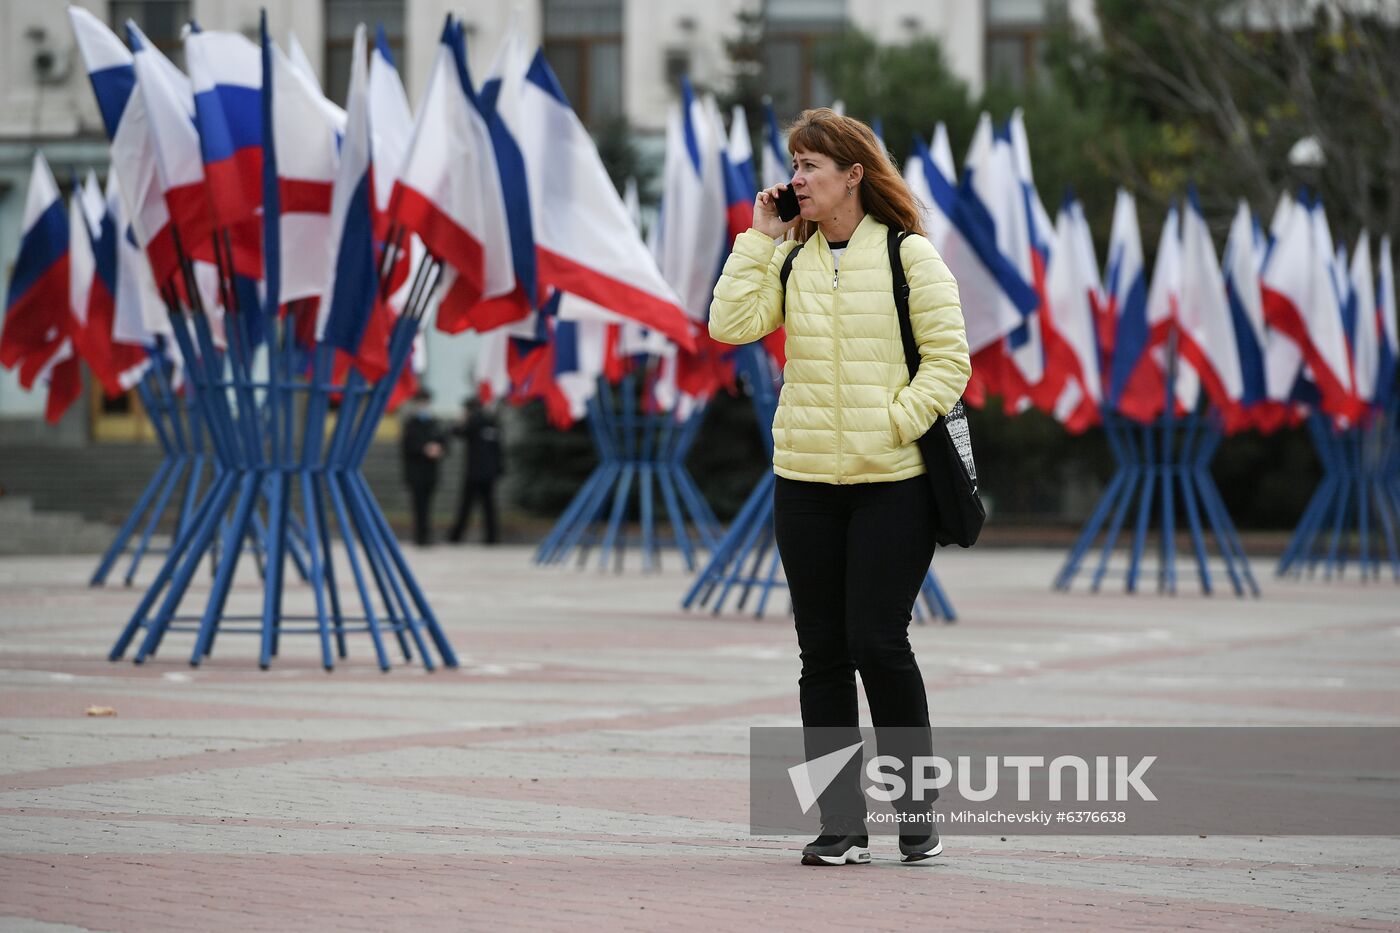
xmin=90 ymin=349 xmax=205 ymax=587
xmin=90 ymin=346 xmax=319 ymax=589
xmin=1055 ymin=342 xmax=1259 ymax=596
xmin=106 ymin=232 xmax=457 ymax=671
xmin=534 ymin=367 xmax=722 ymax=572
xmin=682 ymin=344 xmax=957 ymax=621
xmin=1276 ymin=406 xmax=1400 ymax=581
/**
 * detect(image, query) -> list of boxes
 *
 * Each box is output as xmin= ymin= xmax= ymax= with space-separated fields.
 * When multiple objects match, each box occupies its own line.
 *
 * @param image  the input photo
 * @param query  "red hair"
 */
xmin=786 ymin=108 xmax=925 ymax=242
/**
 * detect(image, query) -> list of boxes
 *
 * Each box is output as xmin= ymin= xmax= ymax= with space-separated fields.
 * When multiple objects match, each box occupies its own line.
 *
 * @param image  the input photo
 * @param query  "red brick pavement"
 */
xmin=1 ymin=548 xmax=1398 ymax=931
xmin=4 ymin=853 xmax=1397 ymax=933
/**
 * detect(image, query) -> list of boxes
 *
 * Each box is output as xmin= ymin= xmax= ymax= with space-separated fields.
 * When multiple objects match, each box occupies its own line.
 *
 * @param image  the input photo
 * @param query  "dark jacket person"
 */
xmin=401 ymin=390 xmax=446 ymax=546
xmin=449 ymin=398 xmax=503 ymax=544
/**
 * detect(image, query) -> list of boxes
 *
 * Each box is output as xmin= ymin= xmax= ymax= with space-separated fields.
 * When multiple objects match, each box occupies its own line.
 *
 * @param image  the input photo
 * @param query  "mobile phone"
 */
xmin=775 ymin=184 xmax=801 ymax=222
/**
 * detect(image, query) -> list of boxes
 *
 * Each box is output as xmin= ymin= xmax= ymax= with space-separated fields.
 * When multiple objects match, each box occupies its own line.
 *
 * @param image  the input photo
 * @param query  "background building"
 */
xmin=0 ymin=0 xmax=1096 ymax=439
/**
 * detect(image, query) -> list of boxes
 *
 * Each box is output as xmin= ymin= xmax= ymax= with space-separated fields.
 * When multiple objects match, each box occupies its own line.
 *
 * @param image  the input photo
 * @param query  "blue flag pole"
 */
xmin=109 ymin=218 xmax=456 ymax=670
xmin=1278 ymin=403 xmax=1400 ymax=581
xmin=682 ymin=343 xmax=957 ymax=621
xmin=89 ymin=360 xmax=181 ymax=586
xmin=536 ymin=356 xmax=723 ymax=573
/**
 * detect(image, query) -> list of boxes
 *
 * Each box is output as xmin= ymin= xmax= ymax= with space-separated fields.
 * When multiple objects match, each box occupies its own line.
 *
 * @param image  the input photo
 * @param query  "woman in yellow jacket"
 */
xmin=709 ymin=109 xmax=970 ymax=867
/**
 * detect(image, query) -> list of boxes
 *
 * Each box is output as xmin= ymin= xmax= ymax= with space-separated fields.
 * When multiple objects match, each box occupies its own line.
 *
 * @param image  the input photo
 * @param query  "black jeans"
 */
xmin=408 ymin=481 xmax=436 ymax=546
xmin=773 ymin=474 xmax=939 ymax=831
xmin=451 ymin=478 xmax=500 ymax=544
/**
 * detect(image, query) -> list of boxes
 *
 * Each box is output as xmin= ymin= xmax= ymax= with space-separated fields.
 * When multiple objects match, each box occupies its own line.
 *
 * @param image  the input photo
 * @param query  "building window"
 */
xmin=111 ymin=0 xmax=191 ymax=68
xmin=542 ymin=0 xmax=623 ymax=126
xmin=762 ymin=0 xmax=846 ymax=121
xmin=325 ymin=0 xmax=405 ymax=105
xmin=985 ymin=0 xmax=1054 ymax=90
xmin=664 ymin=48 xmax=691 ymax=94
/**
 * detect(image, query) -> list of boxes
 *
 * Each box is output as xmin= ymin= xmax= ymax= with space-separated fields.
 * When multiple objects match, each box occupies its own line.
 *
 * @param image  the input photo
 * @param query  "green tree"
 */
xmin=814 ymin=32 xmax=978 ymax=168
xmin=592 ymin=115 xmax=654 ymax=195
xmin=501 ymin=401 xmax=595 ymax=517
xmin=1063 ymin=0 xmax=1400 ymax=240
xmin=717 ymin=7 xmax=767 ymax=143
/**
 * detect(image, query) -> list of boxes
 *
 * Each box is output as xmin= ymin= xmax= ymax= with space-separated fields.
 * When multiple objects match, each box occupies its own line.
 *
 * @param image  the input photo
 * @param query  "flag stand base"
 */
xmin=108 ymin=249 xmax=456 ymax=671
xmin=1055 ymin=410 xmax=1259 ymax=596
xmin=1277 ymin=409 xmax=1400 ymax=582
xmin=534 ymin=373 xmax=722 ymax=572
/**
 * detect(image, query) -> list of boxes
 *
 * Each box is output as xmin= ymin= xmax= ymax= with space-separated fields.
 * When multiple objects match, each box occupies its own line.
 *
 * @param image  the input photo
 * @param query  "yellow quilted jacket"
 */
xmin=709 ymin=214 xmax=971 ymax=484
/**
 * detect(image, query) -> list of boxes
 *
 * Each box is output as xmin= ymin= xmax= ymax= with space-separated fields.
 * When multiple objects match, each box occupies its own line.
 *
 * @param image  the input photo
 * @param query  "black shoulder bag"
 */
xmin=779 ymin=232 xmax=985 ymax=547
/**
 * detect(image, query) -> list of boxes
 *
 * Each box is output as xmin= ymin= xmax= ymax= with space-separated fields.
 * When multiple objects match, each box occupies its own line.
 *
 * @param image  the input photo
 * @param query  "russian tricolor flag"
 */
xmin=127 ymin=21 xmax=214 ymax=273
xmin=0 ymin=154 xmax=79 ymax=423
xmin=185 ymin=28 xmax=263 ymax=231
xmin=69 ymin=7 xmax=178 ymax=291
xmin=185 ymin=26 xmax=266 ymax=343
xmin=3 ymin=153 xmax=69 ymax=375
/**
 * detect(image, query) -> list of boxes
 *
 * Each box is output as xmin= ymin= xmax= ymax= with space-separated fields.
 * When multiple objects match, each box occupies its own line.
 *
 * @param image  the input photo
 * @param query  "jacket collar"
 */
xmin=808 ymin=214 xmax=884 ymax=265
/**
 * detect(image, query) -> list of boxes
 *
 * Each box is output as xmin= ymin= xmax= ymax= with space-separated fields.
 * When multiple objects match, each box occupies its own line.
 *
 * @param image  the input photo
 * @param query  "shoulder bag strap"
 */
xmin=779 ymin=241 xmax=804 ymax=319
xmin=887 ymin=228 xmax=918 ymax=379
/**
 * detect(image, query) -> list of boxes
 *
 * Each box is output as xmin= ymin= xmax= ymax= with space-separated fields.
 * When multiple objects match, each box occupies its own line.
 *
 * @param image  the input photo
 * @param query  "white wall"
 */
xmin=623 ymin=0 xmax=755 ymax=132
xmin=0 ymin=0 xmax=106 ymax=139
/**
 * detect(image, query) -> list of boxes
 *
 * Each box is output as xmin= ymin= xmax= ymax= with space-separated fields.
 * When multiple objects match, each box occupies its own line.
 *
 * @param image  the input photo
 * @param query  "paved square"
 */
xmin=1 ymin=546 xmax=1397 ymax=931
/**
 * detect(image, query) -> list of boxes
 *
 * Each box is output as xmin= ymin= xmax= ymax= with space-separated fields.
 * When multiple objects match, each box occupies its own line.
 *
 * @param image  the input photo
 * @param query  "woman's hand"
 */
xmin=752 ymin=183 xmax=798 ymax=239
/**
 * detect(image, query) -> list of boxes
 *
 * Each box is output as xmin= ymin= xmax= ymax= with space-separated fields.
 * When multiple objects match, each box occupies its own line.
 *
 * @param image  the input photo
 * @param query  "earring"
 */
xmin=846 ymin=187 xmax=853 ymax=198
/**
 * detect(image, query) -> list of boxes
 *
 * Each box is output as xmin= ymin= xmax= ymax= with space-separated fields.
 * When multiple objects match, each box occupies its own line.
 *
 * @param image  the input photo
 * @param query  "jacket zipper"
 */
xmin=831 ymin=253 xmax=842 ymax=479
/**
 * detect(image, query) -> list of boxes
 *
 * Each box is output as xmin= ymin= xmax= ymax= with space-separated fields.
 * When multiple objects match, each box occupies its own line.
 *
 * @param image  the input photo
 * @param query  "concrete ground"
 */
xmin=0 ymin=544 xmax=1396 ymax=932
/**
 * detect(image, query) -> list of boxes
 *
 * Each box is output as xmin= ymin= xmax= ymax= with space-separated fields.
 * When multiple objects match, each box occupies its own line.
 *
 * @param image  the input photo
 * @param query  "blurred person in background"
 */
xmin=448 ymin=397 xmax=504 ymax=545
xmin=401 ymin=388 xmax=447 ymax=547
